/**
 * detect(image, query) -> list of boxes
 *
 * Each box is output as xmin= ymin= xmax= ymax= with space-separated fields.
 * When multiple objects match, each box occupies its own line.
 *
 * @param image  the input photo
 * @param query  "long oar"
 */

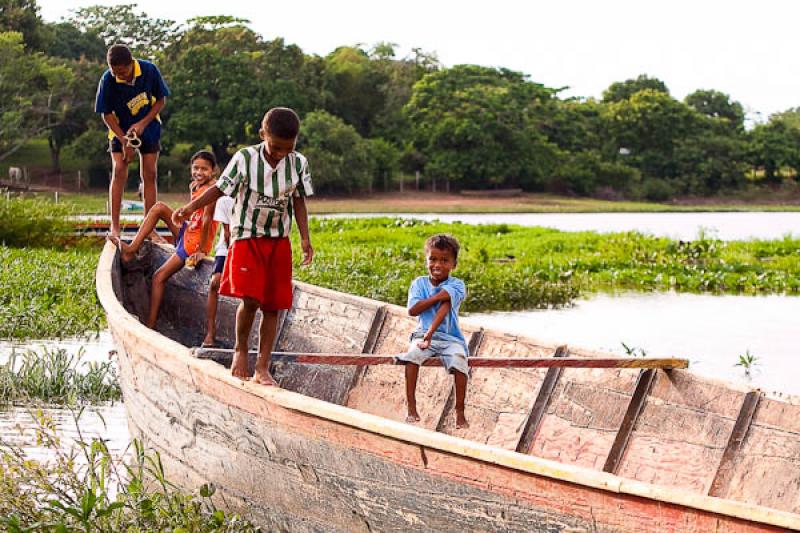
xmin=192 ymin=348 xmax=688 ymax=370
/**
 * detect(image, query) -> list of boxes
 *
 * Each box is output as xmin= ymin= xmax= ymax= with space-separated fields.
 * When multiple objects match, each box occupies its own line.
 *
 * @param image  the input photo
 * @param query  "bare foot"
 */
xmin=117 ymin=240 xmax=137 ymax=263
xmin=405 ymin=413 xmax=421 ymax=423
xmin=201 ymin=337 xmax=217 ymax=348
xmin=231 ymin=352 xmax=250 ymax=380
xmin=455 ymin=410 xmax=470 ymax=429
xmin=253 ymin=368 xmax=277 ymax=386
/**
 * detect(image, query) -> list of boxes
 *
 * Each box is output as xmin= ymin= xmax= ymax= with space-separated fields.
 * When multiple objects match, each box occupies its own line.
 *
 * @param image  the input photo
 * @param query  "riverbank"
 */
xmin=20 ymin=189 xmax=800 ymax=215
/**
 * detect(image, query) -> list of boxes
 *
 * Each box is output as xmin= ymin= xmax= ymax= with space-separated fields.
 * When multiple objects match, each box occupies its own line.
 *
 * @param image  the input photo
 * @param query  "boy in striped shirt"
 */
xmin=173 ymin=107 xmax=313 ymax=385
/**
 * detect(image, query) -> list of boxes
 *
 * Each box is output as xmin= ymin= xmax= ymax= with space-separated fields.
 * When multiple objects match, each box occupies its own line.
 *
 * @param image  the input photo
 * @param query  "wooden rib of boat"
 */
xmin=96 ymin=241 xmax=800 ymax=532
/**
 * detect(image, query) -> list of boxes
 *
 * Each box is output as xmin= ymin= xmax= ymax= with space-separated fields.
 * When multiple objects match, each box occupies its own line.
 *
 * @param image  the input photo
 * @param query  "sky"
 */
xmin=38 ymin=0 xmax=800 ymax=122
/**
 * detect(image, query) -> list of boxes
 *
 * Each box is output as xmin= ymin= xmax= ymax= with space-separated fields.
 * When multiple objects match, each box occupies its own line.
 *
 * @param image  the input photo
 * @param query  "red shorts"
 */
xmin=220 ymin=237 xmax=293 ymax=311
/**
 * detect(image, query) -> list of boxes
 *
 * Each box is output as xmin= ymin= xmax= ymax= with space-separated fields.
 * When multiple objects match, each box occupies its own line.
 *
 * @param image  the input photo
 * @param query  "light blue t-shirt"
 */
xmin=407 ymin=275 xmax=468 ymax=353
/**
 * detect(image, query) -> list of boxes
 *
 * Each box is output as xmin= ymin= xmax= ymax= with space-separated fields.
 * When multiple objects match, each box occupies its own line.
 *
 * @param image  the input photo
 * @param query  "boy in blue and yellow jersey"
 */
xmin=95 ymin=43 xmax=170 ymax=238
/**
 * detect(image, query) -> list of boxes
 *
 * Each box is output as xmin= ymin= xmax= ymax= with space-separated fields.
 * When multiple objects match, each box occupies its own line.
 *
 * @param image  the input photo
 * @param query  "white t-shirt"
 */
xmin=212 ymin=195 xmax=235 ymax=257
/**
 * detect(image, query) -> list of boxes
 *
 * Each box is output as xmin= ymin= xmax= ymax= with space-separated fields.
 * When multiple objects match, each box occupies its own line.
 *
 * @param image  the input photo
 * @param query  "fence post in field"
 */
xmin=77 ymin=170 xmax=81 ymax=192
xmin=415 ymin=170 xmax=420 ymax=191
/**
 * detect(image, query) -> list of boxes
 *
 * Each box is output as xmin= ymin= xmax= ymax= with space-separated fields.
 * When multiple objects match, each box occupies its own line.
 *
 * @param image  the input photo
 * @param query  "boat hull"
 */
xmin=98 ymin=242 xmax=799 ymax=532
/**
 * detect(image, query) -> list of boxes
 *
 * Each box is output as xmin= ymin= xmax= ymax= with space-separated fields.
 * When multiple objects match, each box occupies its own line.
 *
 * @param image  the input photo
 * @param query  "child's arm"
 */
xmin=417 ymin=300 xmax=452 ymax=349
xmin=293 ymin=195 xmax=313 ymax=265
xmin=223 ymin=223 xmax=231 ymax=248
xmin=192 ymin=199 xmax=217 ymax=261
xmin=408 ymin=289 xmax=450 ymax=316
xmin=173 ymin=186 xmax=224 ymax=225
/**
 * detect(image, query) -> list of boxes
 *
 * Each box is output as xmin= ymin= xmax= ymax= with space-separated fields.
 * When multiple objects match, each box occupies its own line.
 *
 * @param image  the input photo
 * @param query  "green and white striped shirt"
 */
xmin=216 ymin=143 xmax=313 ymax=241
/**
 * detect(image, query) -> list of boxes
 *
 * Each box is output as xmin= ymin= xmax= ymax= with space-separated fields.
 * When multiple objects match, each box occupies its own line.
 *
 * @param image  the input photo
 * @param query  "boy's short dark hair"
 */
xmin=107 ymin=44 xmax=133 ymax=66
xmin=262 ymin=107 xmax=300 ymax=139
xmin=190 ymin=149 xmax=217 ymax=168
xmin=425 ymin=234 xmax=460 ymax=262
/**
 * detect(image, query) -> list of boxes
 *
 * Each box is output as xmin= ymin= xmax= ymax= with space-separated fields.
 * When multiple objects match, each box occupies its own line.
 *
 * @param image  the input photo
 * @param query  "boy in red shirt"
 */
xmin=173 ymin=108 xmax=313 ymax=386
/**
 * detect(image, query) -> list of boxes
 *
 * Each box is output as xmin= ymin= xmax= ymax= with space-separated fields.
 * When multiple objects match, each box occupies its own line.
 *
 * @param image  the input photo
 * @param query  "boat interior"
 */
xmin=114 ymin=242 xmax=800 ymax=515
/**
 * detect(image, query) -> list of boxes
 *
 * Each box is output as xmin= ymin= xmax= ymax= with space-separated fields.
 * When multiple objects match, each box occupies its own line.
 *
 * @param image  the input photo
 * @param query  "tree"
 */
xmin=47 ymin=58 xmax=105 ymax=171
xmin=0 ymin=32 xmax=73 ymax=161
xmin=68 ymin=3 xmax=180 ymax=59
xmin=0 ymin=0 xmax=47 ymax=50
xmin=324 ymin=46 xmax=387 ymax=137
xmin=163 ymin=18 xmax=318 ymax=163
xmin=603 ymin=89 xmax=699 ymax=180
xmin=405 ymin=65 xmax=558 ymax=190
xmin=602 ymin=74 xmax=669 ymax=103
xmin=748 ymin=119 xmax=800 ymax=184
xmin=297 ymin=110 xmax=371 ymax=194
xmin=685 ymin=89 xmax=744 ymax=133
xmin=43 ymin=21 xmax=106 ymax=61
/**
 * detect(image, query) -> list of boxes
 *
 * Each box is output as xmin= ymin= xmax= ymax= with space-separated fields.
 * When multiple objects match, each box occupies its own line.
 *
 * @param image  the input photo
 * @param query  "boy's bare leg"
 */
xmin=203 ymin=273 xmax=221 ymax=347
xmin=140 ymin=152 xmax=159 ymax=215
xmin=232 ymin=297 xmax=259 ymax=379
xmin=108 ymin=153 xmax=129 ymax=239
xmin=454 ymin=370 xmax=469 ymax=429
xmin=405 ymin=363 xmax=421 ymax=423
xmin=114 ymin=202 xmax=177 ymax=262
xmin=145 ymin=254 xmax=185 ymax=329
xmin=253 ymin=310 xmax=278 ymax=386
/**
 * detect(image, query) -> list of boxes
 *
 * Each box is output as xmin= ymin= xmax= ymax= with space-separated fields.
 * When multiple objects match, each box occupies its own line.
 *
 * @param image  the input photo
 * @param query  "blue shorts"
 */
xmin=174 ymin=223 xmax=189 ymax=260
xmin=212 ymin=255 xmax=226 ymax=274
xmin=396 ymin=333 xmax=470 ymax=377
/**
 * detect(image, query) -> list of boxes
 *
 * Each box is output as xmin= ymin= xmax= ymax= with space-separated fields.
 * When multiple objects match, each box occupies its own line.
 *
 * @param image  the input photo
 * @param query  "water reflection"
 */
xmin=0 ymin=331 xmax=115 ymax=366
xmin=469 ymin=292 xmax=800 ymax=396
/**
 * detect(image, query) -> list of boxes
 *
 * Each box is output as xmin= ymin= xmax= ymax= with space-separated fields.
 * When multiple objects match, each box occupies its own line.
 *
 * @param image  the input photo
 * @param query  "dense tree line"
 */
xmin=2 ymin=1 xmax=799 ymax=198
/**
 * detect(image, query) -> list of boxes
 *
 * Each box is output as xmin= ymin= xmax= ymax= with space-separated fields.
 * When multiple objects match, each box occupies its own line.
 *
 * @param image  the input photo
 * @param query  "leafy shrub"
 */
xmin=0 ymin=196 xmax=74 ymax=247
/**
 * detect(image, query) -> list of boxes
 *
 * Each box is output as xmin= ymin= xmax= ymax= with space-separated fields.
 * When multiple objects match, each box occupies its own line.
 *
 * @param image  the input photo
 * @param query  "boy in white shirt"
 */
xmin=203 ymin=194 xmax=235 ymax=348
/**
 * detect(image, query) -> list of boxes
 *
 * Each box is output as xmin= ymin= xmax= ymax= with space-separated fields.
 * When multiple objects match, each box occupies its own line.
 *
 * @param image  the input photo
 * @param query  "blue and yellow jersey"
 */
xmin=94 ymin=59 xmax=170 ymax=145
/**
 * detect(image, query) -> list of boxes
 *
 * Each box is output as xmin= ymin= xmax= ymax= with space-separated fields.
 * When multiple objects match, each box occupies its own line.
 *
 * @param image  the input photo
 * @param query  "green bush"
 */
xmin=0 ymin=196 xmax=74 ymax=247
xmin=638 ymin=178 xmax=675 ymax=202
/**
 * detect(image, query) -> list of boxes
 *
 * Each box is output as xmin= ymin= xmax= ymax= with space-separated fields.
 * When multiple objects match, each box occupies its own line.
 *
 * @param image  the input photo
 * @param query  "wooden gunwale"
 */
xmin=96 ymin=242 xmax=800 ymax=531
xmin=192 ymin=348 xmax=689 ymax=369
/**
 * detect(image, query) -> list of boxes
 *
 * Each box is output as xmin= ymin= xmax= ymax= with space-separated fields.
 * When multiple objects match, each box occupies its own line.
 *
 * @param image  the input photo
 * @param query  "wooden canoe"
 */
xmin=96 ymin=241 xmax=800 ymax=532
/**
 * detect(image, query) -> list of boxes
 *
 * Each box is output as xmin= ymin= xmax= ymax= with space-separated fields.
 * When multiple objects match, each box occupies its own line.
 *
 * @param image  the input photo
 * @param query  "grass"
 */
xmin=0 ymin=245 xmax=105 ymax=340
xmin=0 ymin=409 xmax=259 ymax=531
xmin=0 ymin=347 xmax=120 ymax=405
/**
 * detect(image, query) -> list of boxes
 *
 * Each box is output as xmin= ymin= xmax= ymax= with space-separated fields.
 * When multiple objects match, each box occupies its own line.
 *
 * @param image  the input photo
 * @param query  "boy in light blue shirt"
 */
xmin=396 ymin=234 xmax=470 ymax=429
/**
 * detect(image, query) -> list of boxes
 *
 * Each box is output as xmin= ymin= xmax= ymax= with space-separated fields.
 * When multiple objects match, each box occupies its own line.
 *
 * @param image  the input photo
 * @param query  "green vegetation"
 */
xmin=735 ymin=349 xmax=759 ymax=376
xmin=3 ymin=3 xmax=800 ymax=199
xmin=0 ymin=411 xmax=259 ymax=531
xmin=0 ymin=245 xmax=104 ymax=340
xmin=0 ymin=347 xmax=120 ymax=405
xmin=292 ymin=218 xmax=800 ymax=312
xmin=0 ymin=196 xmax=74 ymax=247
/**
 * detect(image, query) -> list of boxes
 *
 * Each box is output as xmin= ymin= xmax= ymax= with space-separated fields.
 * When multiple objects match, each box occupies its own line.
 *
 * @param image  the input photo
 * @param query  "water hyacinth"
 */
xmin=0 ymin=347 xmax=120 ymax=405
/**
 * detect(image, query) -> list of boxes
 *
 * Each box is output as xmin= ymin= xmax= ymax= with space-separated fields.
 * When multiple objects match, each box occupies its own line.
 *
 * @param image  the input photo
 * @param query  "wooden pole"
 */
xmin=192 ymin=348 xmax=688 ymax=369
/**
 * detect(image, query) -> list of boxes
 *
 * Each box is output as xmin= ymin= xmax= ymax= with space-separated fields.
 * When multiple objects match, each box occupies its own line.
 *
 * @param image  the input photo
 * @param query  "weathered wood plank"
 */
xmin=708 ymin=391 xmax=762 ymax=498
xmin=714 ymin=395 xmax=800 ymax=513
xmin=603 ymin=368 xmax=657 ymax=474
xmin=615 ymin=371 xmax=744 ymax=493
xmin=515 ymin=345 xmax=569 ymax=454
xmin=193 ymin=348 xmax=688 ymax=369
